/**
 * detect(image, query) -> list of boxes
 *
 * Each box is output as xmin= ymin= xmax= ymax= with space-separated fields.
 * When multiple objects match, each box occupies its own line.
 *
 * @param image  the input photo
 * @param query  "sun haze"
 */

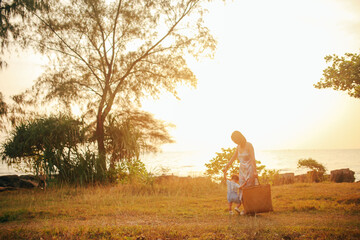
xmin=141 ymin=0 xmax=360 ymax=151
xmin=0 ymin=0 xmax=359 ymax=152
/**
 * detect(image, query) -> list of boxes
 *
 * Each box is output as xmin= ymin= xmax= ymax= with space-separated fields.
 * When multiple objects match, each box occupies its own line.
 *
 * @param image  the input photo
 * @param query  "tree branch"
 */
xmin=31 ymin=10 xmax=104 ymax=90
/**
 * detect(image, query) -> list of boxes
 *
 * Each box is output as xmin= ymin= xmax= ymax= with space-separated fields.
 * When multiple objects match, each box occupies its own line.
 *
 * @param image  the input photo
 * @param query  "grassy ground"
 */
xmin=0 ymin=177 xmax=359 ymax=239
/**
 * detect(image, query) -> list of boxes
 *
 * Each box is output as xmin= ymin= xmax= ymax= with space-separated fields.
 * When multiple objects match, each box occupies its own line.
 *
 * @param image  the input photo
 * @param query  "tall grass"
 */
xmin=0 ymin=178 xmax=359 ymax=239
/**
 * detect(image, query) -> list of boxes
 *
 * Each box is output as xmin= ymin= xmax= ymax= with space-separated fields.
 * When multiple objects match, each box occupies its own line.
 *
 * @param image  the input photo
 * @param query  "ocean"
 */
xmin=142 ymin=149 xmax=360 ymax=181
xmin=1 ymin=149 xmax=360 ymax=181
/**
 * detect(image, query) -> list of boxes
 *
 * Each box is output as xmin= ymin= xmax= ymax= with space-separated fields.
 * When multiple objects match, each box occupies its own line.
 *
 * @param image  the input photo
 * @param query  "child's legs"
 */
xmin=228 ymin=202 xmax=233 ymax=211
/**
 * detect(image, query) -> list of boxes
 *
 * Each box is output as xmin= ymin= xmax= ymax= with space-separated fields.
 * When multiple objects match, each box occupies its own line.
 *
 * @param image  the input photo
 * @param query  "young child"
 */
xmin=225 ymin=173 xmax=247 ymax=215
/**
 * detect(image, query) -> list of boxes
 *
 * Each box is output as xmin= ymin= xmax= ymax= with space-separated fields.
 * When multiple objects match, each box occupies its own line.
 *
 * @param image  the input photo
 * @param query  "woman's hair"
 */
xmin=231 ymin=131 xmax=246 ymax=147
xmin=231 ymin=174 xmax=239 ymax=181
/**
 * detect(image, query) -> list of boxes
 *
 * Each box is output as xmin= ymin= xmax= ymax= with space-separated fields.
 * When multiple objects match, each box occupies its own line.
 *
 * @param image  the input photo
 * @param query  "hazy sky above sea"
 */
xmin=1 ymin=0 xmax=360 ymax=152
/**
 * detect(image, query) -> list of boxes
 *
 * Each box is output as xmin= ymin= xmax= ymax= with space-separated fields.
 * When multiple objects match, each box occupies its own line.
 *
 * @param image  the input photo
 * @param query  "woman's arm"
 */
xmin=238 ymin=179 xmax=249 ymax=189
xmin=222 ymin=147 xmax=238 ymax=173
xmin=248 ymin=143 xmax=258 ymax=177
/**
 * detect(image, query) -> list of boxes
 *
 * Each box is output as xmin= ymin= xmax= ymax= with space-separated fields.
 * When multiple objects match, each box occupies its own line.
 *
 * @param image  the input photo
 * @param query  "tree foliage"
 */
xmin=258 ymin=169 xmax=280 ymax=185
xmin=314 ymin=52 xmax=360 ymax=98
xmin=205 ymin=147 xmax=265 ymax=182
xmin=0 ymin=92 xmax=7 ymax=116
xmin=297 ymin=158 xmax=326 ymax=173
xmin=105 ymin=109 xmax=174 ymax=170
xmin=0 ymin=0 xmax=48 ymax=68
xmin=2 ymin=115 xmax=91 ymax=182
xmin=11 ymin=0 xmax=216 ymax=175
xmin=2 ymin=110 xmax=174 ymax=184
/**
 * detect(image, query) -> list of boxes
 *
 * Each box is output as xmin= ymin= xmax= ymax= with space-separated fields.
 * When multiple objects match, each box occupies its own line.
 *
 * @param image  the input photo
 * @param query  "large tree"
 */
xmin=314 ymin=52 xmax=360 ymax=98
xmin=13 ymin=0 xmax=216 ymax=174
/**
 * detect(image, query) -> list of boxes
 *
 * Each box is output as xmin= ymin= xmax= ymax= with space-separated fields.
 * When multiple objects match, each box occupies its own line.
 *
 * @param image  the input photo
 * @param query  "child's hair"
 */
xmin=231 ymin=174 xmax=239 ymax=181
xmin=231 ymin=131 xmax=246 ymax=147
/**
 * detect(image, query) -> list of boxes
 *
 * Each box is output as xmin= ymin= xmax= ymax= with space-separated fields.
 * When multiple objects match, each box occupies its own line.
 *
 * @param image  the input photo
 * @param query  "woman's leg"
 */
xmin=234 ymin=200 xmax=241 ymax=214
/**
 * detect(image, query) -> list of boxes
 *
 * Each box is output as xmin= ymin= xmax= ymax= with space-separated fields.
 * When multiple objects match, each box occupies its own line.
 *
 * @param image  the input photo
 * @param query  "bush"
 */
xmin=108 ymin=158 xmax=155 ymax=185
xmin=259 ymin=169 xmax=280 ymax=185
xmin=1 ymin=115 xmax=108 ymax=185
xmin=1 ymin=114 xmax=167 ymax=186
xmin=297 ymin=158 xmax=327 ymax=182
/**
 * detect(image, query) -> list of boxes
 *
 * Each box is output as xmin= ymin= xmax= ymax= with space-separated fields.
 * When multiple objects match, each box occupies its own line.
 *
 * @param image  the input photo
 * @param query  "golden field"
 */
xmin=0 ymin=177 xmax=359 ymax=239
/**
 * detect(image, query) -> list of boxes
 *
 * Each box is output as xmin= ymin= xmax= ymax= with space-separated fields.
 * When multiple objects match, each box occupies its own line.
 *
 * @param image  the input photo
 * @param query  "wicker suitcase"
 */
xmin=242 ymin=183 xmax=273 ymax=214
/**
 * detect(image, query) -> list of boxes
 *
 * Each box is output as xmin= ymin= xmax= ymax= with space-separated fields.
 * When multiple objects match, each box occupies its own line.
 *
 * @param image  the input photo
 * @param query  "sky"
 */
xmin=142 ymin=0 xmax=360 ymax=151
xmin=1 ymin=0 xmax=360 ymax=152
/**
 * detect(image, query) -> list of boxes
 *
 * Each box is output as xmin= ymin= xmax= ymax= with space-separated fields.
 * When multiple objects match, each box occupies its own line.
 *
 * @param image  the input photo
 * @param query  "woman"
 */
xmin=222 ymin=131 xmax=258 ymax=203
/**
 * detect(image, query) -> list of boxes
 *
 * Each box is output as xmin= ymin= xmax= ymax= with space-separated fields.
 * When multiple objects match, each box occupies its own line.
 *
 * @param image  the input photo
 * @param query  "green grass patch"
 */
xmin=0 ymin=209 xmax=35 ymax=223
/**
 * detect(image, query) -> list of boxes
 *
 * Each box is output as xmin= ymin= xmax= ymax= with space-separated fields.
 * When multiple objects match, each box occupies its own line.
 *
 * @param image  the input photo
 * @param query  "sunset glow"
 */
xmin=141 ymin=0 xmax=360 ymax=151
xmin=1 ymin=0 xmax=359 ymax=152
xmin=1 ymin=1 xmax=359 ymax=238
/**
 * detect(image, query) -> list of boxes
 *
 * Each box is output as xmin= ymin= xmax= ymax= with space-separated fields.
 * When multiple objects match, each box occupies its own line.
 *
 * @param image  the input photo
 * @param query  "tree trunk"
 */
xmin=96 ymin=113 xmax=107 ymax=176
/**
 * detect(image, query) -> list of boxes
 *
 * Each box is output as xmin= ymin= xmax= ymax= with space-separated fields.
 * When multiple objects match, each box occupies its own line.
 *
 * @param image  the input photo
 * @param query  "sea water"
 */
xmin=1 ymin=149 xmax=359 ymax=181
xmin=142 ymin=149 xmax=360 ymax=181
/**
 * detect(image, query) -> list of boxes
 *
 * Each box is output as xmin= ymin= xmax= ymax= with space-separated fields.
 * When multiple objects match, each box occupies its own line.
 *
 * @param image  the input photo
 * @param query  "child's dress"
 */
xmin=227 ymin=180 xmax=241 ymax=204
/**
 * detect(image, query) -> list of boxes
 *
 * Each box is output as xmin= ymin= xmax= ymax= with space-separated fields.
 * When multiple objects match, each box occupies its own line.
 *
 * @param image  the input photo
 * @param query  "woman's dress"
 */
xmin=238 ymin=147 xmax=255 ymax=200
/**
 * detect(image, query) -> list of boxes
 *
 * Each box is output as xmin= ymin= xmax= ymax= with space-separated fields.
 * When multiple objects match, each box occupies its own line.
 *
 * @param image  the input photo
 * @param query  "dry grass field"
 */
xmin=0 ymin=177 xmax=359 ymax=239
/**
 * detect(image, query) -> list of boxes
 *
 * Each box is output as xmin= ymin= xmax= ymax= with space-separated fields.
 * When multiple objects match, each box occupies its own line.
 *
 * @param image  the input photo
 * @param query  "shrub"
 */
xmin=297 ymin=158 xmax=327 ymax=182
xmin=259 ymin=169 xmax=280 ymax=185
